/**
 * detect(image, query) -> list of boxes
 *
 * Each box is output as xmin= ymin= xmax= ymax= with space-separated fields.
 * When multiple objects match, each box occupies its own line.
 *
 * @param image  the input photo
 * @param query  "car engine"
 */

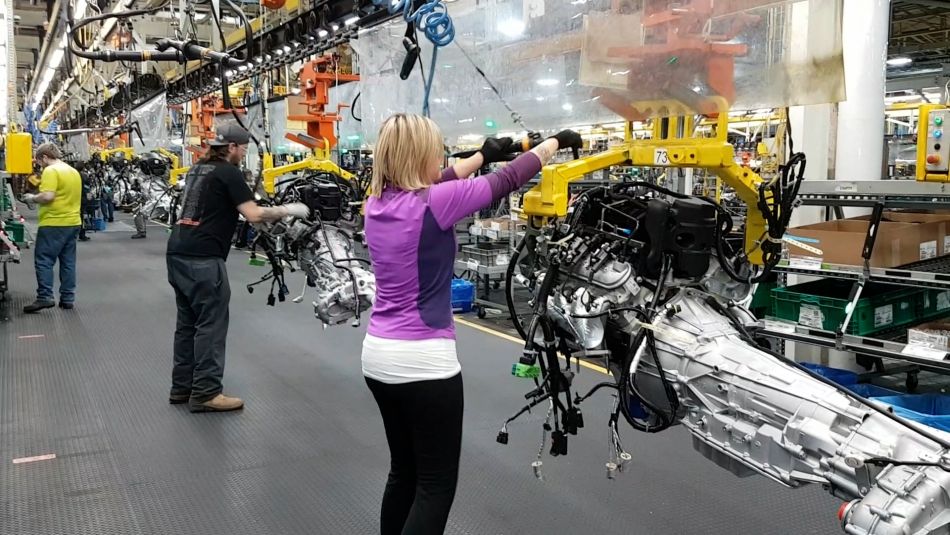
xmin=248 ymin=172 xmax=375 ymax=327
xmin=501 ymin=182 xmax=950 ymax=535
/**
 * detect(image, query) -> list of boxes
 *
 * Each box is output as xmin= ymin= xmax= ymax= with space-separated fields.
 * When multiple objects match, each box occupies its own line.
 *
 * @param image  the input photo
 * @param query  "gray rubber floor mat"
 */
xmin=0 ymin=217 xmax=841 ymax=534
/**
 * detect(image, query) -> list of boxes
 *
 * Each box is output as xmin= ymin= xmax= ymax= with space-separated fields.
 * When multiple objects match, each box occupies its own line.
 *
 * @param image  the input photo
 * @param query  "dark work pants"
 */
xmin=34 ymin=226 xmax=80 ymax=303
xmin=133 ymin=209 xmax=147 ymax=235
xmin=365 ymin=374 xmax=463 ymax=535
xmin=100 ymin=197 xmax=114 ymax=221
xmin=166 ymin=254 xmax=231 ymax=403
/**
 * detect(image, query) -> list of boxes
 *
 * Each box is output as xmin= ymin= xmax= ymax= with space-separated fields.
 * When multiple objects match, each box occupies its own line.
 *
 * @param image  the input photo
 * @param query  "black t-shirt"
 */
xmin=166 ymin=160 xmax=254 ymax=259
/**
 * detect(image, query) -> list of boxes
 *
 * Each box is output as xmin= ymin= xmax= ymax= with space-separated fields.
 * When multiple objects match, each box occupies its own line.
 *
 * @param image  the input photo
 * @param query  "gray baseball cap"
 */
xmin=208 ymin=123 xmax=251 ymax=147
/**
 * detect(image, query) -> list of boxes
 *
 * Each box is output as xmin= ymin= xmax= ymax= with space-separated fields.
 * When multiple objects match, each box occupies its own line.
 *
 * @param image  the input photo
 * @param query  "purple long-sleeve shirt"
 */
xmin=364 ymin=152 xmax=542 ymax=340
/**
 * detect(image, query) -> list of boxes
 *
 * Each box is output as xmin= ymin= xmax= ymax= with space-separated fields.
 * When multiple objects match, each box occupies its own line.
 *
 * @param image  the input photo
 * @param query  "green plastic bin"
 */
xmin=750 ymin=281 xmax=776 ymax=316
xmin=771 ymin=279 xmax=922 ymax=335
xmin=920 ymin=289 xmax=950 ymax=320
xmin=2 ymin=220 xmax=24 ymax=244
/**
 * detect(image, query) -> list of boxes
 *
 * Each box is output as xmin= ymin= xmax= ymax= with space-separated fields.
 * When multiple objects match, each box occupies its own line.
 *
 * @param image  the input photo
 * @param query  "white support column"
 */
xmin=833 ymin=0 xmax=890 ymax=184
xmin=788 ymin=0 xmax=842 ymax=229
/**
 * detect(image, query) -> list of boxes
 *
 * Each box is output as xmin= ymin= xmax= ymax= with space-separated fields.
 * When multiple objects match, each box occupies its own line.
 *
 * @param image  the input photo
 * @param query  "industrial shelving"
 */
xmin=756 ymin=180 xmax=950 ymax=384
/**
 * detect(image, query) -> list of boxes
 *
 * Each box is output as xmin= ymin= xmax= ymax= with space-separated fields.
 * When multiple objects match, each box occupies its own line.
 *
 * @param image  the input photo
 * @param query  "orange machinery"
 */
xmin=285 ymin=54 xmax=360 ymax=152
xmin=592 ymin=0 xmax=758 ymax=121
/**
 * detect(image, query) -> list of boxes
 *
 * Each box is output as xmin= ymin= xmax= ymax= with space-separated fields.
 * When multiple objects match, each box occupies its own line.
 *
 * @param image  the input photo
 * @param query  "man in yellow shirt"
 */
xmin=21 ymin=143 xmax=83 ymax=313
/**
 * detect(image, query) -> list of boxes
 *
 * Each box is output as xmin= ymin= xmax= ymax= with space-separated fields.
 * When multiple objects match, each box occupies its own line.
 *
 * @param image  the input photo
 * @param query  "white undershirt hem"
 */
xmin=361 ymin=333 xmax=461 ymax=384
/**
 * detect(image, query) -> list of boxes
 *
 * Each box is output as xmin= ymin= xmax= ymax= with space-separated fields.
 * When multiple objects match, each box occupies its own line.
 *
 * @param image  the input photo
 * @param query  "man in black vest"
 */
xmin=166 ymin=124 xmax=309 ymax=412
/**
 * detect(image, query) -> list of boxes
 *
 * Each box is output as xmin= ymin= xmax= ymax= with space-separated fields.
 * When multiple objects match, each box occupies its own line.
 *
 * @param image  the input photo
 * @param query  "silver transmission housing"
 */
xmin=298 ymin=225 xmax=375 ymax=326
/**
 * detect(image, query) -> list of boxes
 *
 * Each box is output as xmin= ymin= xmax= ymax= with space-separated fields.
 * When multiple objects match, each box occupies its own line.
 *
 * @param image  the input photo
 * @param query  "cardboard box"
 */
xmin=472 ymin=218 xmax=516 ymax=232
xmin=852 ymin=212 xmax=950 ymax=257
xmin=785 ymin=219 xmax=941 ymax=267
xmin=908 ymin=321 xmax=950 ymax=350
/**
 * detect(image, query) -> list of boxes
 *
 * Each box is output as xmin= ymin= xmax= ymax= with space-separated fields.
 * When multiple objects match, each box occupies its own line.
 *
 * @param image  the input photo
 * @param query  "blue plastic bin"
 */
xmin=872 ymin=394 xmax=950 ymax=433
xmin=799 ymin=362 xmax=859 ymax=386
xmin=846 ymin=383 xmax=900 ymax=399
xmin=451 ymin=278 xmax=475 ymax=313
xmin=93 ymin=217 xmax=106 ymax=231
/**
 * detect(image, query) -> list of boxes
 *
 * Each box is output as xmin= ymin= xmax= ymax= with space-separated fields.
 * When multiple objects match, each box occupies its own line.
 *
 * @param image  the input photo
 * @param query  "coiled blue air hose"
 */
xmin=372 ymin=0 xmax=455 ymax=116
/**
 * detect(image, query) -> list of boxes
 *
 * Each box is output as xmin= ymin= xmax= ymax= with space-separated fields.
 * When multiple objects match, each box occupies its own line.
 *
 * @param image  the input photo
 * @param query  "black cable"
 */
xmin=350 ymin=92 xmax=361 ymax=122
xmin=505 ymin=236 xmax=529 ymax=340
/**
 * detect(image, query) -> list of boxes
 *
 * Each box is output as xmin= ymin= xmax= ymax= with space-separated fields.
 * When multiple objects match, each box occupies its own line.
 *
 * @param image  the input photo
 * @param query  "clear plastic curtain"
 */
xmin=130 ymin=93 xmax=170 ymax=152
xmin=62 ymin=132 xmax=91 ymax=160
xmin=213 ymin=98 xmax=296 ymax=171
xmin=352 ymin=0 xmax=844 ymax=145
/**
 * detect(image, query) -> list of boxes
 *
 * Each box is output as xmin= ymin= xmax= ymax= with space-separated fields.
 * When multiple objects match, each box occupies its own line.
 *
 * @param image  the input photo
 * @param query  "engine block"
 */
xmin=503 ymin=183 xmax=950 ymax=534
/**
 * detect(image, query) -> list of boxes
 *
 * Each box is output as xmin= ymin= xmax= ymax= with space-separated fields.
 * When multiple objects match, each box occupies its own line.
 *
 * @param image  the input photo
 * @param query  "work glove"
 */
xmin=21 ymin=193 xmax=36 ymax=208
xmin=282 ymin=202 xmax=311 ymax=220
xmin=547 ymin=129 xmax=584 ymax=152
xmin=478 ymin=137 xmax=515 ymax=165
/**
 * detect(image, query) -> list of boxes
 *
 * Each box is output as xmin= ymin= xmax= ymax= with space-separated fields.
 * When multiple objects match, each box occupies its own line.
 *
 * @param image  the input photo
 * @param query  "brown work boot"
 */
xmin=189 ymin=393 xmax=244 ymax=413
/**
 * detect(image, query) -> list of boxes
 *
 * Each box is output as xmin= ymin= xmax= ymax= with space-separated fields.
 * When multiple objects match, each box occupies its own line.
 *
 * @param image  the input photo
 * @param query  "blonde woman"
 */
xmin=362 ymin=113 xmax=582 ymax=534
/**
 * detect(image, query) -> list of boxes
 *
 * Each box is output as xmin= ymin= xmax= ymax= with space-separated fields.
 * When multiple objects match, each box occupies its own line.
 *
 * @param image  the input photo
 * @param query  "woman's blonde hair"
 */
xmin=370 ymin=113 xmax=443 ymax=196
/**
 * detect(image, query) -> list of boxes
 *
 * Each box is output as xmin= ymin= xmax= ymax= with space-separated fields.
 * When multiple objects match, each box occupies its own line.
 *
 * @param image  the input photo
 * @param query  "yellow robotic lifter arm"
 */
xmin=155 ymin=148 xmax=189 ymax=187
xmin=261 ymin=154 xmax=356 ymax=196
xmin=98 ymin=147 xmax=136 ymax=161
xmin=521 ymin=113 xmax=772 ymax=265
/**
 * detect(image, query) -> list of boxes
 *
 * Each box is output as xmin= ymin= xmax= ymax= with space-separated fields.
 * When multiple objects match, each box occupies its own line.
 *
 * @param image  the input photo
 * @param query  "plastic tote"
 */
xmin=872 ymin=394 xmax=950 ymax=433
xmin=846 ymin=383 xmax=900 ymax=399
xmin=451 ymin=278 xmax=475 ymax=313
xmin=799 ymin=362 xmax=859 ymax=386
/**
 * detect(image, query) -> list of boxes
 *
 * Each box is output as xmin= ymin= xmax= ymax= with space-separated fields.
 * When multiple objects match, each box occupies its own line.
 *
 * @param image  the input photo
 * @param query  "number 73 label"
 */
xmin=653 ymin=148 xmax=670 ymax=165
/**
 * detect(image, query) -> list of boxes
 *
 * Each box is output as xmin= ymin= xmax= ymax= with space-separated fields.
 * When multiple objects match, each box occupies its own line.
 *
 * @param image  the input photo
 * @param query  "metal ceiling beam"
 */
xmin=886 ymin=64 xmax=950 ymax=92
xmin=893 ymin=40 xmax=950 ymax=54
xmin=898 ymin=0 xmax=950 ymax=9
xmin=892 ymin=26 xmax=950 ymax=41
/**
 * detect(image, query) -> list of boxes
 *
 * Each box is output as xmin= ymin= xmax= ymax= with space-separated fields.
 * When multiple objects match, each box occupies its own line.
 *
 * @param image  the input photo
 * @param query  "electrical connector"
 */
xmin=496 ymin=430 xmax=509 ymax=444
xmin=512 ymin=362 xmax=541 ymax=378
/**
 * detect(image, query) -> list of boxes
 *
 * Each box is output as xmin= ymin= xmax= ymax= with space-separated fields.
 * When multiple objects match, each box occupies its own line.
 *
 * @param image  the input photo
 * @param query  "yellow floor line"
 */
xmin=455 ymin=317 xmax=610 ymax=376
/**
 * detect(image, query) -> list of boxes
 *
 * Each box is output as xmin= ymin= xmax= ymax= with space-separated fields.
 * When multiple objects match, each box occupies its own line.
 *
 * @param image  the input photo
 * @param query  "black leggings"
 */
xmin=365 ymin=374 xmax=463 ymax=535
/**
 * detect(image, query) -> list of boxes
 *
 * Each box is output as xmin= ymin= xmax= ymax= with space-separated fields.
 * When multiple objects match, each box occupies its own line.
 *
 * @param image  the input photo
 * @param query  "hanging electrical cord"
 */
xmin=350 ymin=92 xmax=361 ymax=122
xmin=453 ymin=40 xmax=530 ymax=132
xmin=372 ymin=0 xmax=455 ymax=117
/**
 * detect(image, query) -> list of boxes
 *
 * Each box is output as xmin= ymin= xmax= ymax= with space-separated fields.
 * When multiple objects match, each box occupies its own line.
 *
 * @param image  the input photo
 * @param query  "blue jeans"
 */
xmin=34 ymin=226 xmax=80 ymax=303
xmin=100 ymin=197 xmax=114 ymax=221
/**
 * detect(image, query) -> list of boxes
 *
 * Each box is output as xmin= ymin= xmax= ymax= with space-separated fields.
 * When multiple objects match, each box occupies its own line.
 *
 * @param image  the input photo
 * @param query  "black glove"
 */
xmin=478 ymin=137 xmax=514 ymax=165
xmin=547 ymin=129 xmax=583 ymax=152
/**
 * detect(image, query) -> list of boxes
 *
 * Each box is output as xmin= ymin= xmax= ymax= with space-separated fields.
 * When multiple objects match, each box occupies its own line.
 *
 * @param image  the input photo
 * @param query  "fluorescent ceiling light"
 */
xmin=331 ymin=23 xmax=339 ymax=31
xmin=536 ymin=78 xmax=559 ymax=86
xmin=887 ymin=57 xmax=912 ymax=67
xmin=345 ymin=15 xmax=359 ymax=26
xmin=498 ymin=18 xmax=525 ymax=37
xmin=562 ymin=103 xmax=573 ymax=111
xmin=318 ymin=29 xmax=329 ymax=37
